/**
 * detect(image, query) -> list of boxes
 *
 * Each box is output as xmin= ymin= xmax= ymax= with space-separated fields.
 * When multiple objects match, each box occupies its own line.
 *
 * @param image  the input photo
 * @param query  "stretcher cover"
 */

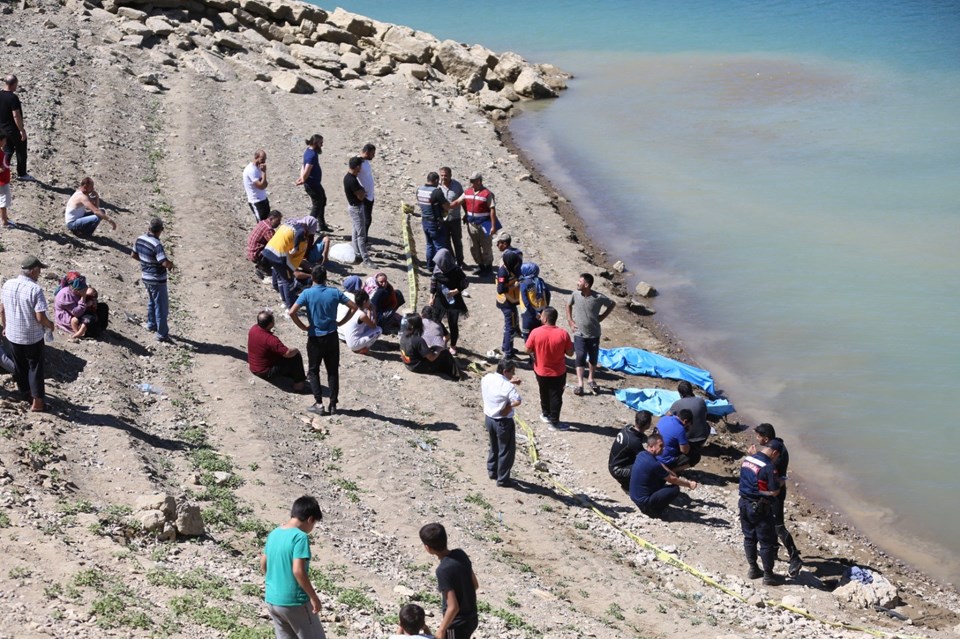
xmin=614 ymin=388 xmax=734 ymax=417
xmin=599 ymin=347 xmax=716 ymax=395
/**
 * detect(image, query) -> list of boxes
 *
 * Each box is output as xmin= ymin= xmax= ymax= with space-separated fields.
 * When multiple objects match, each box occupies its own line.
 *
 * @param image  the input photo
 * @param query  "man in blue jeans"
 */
xmin=131 ymin=217 xmax=174 ymax=342
xmin=289 ymin=266 xmax=357 ymax=416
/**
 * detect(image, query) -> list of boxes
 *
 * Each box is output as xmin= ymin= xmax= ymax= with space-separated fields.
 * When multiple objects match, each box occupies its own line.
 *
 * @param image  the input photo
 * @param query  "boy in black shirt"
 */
xmin=419 ymin=523 xmax=478 ymax=639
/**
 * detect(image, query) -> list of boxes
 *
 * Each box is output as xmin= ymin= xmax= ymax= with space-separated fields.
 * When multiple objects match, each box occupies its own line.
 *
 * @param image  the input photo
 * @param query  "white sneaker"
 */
xmin=17 ymin=174 xmax=36 ymax=182
xmin=539 ymin=414 xmax=551 ymax=424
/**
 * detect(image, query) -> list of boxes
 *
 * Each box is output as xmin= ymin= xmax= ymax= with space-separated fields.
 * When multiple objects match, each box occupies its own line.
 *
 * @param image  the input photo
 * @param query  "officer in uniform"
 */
xmin=751 ymin=423 xmax=803 ymax=578
xmin=415 ymin=172 xmax=451 ymax=269
xmin=738 ymin=438 xmax=785 ymax=585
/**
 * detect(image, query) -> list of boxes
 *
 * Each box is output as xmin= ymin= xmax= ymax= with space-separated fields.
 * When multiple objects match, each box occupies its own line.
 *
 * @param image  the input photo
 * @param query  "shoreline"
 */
xmin=495 ymin=111 xmax=960 ymax=586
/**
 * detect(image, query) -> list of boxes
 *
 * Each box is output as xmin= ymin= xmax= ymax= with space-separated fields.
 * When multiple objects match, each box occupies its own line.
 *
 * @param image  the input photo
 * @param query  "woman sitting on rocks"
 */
xmin=54 ymin=271 xmax=109 ymax=339
xmin=399 ymin=314 xmax=460 ymax=381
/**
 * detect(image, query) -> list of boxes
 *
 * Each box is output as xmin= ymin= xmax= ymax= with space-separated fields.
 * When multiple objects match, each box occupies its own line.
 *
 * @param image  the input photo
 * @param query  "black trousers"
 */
xmin=306 ymin=332 xmax=339 ymax=406
xmin=79 ymin=303 xmax=110 ymax=338
xmin=535 ymin=372 xmax=565 ymax=424
xmin=363 ymin=198 xmax=374 ymax=234
xmin=739 ymin=497 xmax=779 ymax=572
xmin=304 ymin=183 xmax=327 ymax=228
xmin=3 ymin=135 xmax=27 ymax=177
xmin=10 ymin=339 xmax=44 ymax=399
xmin=256 ymin=352 xmax=307 ymax=385
xmin=773 ymin=488 xmax=801 ymax=563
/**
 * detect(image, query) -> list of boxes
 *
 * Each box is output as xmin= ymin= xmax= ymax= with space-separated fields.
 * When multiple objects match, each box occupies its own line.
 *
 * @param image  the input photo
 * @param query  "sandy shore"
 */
xmin=0 ymin=1 xmax=956 ymax=637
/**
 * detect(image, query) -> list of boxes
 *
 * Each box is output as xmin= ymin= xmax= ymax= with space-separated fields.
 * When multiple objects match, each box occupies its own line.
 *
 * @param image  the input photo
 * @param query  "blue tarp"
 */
xmin=614 ymin=388 xmax=735 ymax=417
xmin=599 ymin=347 xmax=716 ymax=396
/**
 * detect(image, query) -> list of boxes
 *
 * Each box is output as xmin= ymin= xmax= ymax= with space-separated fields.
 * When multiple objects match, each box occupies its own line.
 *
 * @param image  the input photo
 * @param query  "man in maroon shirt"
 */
xmin=246 ymin=210 xmax=282 ymax=279
xmin=524 ymin=306 xmax=573 ymax=430
xmin=248 ymin=310 xmax=305 ymax=391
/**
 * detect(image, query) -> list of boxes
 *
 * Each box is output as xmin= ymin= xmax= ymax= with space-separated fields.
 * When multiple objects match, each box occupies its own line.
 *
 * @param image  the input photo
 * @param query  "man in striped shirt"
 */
xmin=131 ymin=217 xmax=175 ymax=342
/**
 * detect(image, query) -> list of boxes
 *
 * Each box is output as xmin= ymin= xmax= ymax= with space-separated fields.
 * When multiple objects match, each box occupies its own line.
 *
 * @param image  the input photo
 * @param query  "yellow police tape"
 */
xmin=514 ymin=415 xmax=923 ymax=638
xmin=400 ymin=202 xmax=418 ymax=312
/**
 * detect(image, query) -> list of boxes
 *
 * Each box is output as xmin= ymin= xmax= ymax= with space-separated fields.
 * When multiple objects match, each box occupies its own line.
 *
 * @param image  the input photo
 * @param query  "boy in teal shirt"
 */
xmin=260 ymin=496 xmax=327 ymax=639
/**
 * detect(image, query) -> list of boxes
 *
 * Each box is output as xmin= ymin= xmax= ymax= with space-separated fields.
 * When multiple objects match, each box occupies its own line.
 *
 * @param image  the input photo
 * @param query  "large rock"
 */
xmin=312 ymin=24 xmax=358 ymax=46
xmin=135 ymin=493 xmax=176 ymax=518
xmin=493 ymin=51 xmax=525 ymax=83
xmin=184 ymin=51 xmax=238 ymax=82
xmin=137 ymin=510 xmax=166 ymax=533
xmin=292 ymin=3 xmax=327 ymax=25
xmin=434 ymin=40 xmax=487 ymax=85
xmin=340 ymin=52 xmax=364 ymax=73
xmin=478 ymin=88 xmax=512 ymax=112
xmin=264 ymin=47 xmax=299 ymax=69
xmin=214 ymin=32 xmax=245 ymax=50
xmin=175 ymin=504 xmax=205 ymax=537
xmin=380 ymin=25 xmax=434 ymax=64
xmin=397 ymin=63 xmax=431 ymax=82
xmin=116 ymin=6 xmax=147 ymax=21
xmin=272 ymin=71 xmax=314 ymax=94
xmin=218 ymin=12 xmax=239 ymax=30
xmin=240 ymin=0 xmax=272 ymax=18
xmin=289 ymin=44 xmax=341 ymax=73
xmin=119 ymin=19 xmax=154 ymax=37
xmin=635 ymin=281 xmax=657 ymax=297
xmin=513 ymin=67 xmax=558 ymax=99
xmin=326 ymin=7 xmax=376 ymax=37
xmin=145 ymin=16 xmax=175 ymax=36
xmin=833 ymin=573 xmax=899 ymax=609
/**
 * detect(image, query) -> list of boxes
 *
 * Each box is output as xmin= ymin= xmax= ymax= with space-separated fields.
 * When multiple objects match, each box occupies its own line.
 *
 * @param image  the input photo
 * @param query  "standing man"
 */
xmin=751 ymin=423 xmax=803 ymax=578
xmin=243 ymin=148 xmax=270 ymax=222
xmin=0 ymin=131 xmax=13 ymax=228
xmin=0 ymin=255 xmax=55 ymax=412
xmin=739 ymin=438 xmax=785 ymax=585
xmin=357 ymin=143 xmax=376 ymax=235
xmin=608 ymin=410 xmax=653 ymax=491
xmin=524 ymin=306 xmax=572 ymax=430
xmin=419 ymin=523 xmax=479 ymax=639
xmin=668 ymin=381 xmax=709 ymax=467
xmin=296 ymin=134 xmax=330 ymax=232
xmin=438 ymin=167 xmax=465 ymax=268
xmin=480 ymin=358 xmax=522 ymax=488
xmin=458 ymin=172 xmax=496 ymax=275
xmin=629 ymin=432 xmax=698 ymax=519
xmin=0 ymin=75 xmax=31 ymax=181
xmin=344 ymin=156 xmax=373 ymax=268
xmin=416 ymin=172 xmax=450 ymax=269
xmin=131 ymin=218 xmax=174 ymax=342
xmin=566 ymin=272 xmax=615 ymax=396
xmin=289 ymin=266 xmax=358 ymax=417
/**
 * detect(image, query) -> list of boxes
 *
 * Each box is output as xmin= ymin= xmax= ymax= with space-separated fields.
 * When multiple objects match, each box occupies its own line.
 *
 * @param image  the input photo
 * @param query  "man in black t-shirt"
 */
xmin=668 ymin=380 xmax=710 ymax=467
xmin=343 ymin=156 xmax=372 ymax=267
xmin=0 ymin=75 xmax=31 ymax=181
xmin=419 ymin=523 xmax=478 ymax=639
xmin=608 ymin=410 xmax=652 ymax=491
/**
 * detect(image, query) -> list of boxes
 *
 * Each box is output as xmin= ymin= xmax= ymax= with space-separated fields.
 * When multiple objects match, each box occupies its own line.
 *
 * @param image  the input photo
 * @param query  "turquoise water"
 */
xmin=335 ymin=1 xmax=960 ymax=579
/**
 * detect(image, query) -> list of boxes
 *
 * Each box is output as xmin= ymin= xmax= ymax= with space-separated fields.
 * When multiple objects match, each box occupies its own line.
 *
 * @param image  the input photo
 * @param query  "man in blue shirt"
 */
xmin=655 ymin=409 xmax=695 ymax=471
xmin=289 ymin=266 xmax=357 ymax=416
xmin=738 ymin=438 xmax=784 ymax=585
xmin=629 ymin=432 xmax=698 ymax=519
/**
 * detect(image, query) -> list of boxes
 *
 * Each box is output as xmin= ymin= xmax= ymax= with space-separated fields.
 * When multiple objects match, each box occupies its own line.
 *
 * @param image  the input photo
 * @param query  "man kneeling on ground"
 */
xmin=248 ymin=310 xmax=306 ymax=392
xmin=608 ymin=410 xmax=652 ymax=491
xmin=629 ymin=432 xmax=698 ymax=519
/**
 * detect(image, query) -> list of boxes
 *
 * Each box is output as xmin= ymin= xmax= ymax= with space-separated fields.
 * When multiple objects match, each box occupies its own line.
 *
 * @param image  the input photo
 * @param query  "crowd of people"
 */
xmin=0 ymin=59 xmax=806 ymax=637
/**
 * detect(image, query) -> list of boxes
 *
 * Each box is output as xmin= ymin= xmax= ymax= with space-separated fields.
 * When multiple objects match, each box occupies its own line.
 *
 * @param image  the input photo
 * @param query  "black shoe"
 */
xmin=746 ymin=564 xmax=763 ymax=580
xmin=496 ymin=479 xmax=515 ymax=488
xmin=762 ymin=572 xmax=784 ymax=586
xmin=788 ymin=558 xmax=802 ymax=578
xmin=327 ymin=402 xmax=337 ymax=416
xmin=307 ymin=403 xmax=326 ymax=416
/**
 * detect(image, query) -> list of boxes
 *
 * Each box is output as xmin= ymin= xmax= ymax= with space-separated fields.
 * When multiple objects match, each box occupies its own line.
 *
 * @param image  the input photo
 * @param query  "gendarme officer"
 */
xmin=738 ymin=438 xmax=785 ymax=585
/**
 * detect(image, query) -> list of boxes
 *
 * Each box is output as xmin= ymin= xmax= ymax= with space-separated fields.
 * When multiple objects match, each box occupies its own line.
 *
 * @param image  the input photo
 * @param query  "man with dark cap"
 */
xmin=738 ymin=437 xmax=785 ymax=585
xmin=0 ymin=74 xmax=31 ymax=181
xmin=0 ymin=255 xmax=56 ymax=411
xmin=131 ymin=217 xmax=175 ymax=342
xmin=751 ymin=423 xmax=803 ymax=578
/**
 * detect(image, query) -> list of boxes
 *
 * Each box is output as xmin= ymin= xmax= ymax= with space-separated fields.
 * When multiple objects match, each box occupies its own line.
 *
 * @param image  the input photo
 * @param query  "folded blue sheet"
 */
xmin=599 ymin=347 xmax=716 ymax=395
xmin=614 ymin=388 xmax=735 ymax=417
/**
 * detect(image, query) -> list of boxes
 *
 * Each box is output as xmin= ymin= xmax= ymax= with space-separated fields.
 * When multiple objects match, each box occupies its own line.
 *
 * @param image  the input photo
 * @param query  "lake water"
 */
xmin=332 ymin=0 xmax=960 ymax=581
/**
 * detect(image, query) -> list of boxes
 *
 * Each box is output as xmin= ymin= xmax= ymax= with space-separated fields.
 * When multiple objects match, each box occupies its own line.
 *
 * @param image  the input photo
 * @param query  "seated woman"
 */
xmin=430 ymin=248 xmax=468 ymax=355
xmin=364 ymin=272 xmax=405 ymax=333
xmin=54 ymin=272 xmax=109 ymax=339
xmin=342 ymin=290 xmax=382 ymax=354
xmin=64 ymin=177 xmax=117 ymax=237
xmin=399 ymin=314 xmax=460 ymax=380
xmin=420 ymin=305 xmax=449 ymax=350
xmin=518 ymin=262 xmax=551 ymax=339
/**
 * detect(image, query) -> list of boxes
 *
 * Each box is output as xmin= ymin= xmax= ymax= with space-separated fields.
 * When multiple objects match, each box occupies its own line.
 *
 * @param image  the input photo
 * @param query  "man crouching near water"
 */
xmin=739 ymin=438 xmax=785 ymax=585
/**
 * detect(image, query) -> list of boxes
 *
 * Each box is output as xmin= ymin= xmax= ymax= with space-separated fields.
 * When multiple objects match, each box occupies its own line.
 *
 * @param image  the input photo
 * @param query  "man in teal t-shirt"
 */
xmin=261 ymin=496 xmax=327 ymax=639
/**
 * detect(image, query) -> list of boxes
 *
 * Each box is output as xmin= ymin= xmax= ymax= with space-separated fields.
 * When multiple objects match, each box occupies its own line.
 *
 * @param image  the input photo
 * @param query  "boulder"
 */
xmin=514 ymin=67 xmax=558 ymax=99
xmin=184 ymin=51 xmax=238 ymax=82
xmin=119 ymin=20 xmax=154 ymax=37
xmin=381 ymin=25 xmax=434 ymax=64
xmin=116 ymin=6 xmax=147 ymax=22
xmin=135 ymin=493 xmax=176 ymax=518
xmin=612 ymin=260 xmax=625 ymax=273
xmin=343 ymin=78 xmax=370 ymax=91
xmin=240 ymin=0 xmax=272 ymax=18
xmin=493 ymin=51 xmax=525 ymax=83
xmin=145 ymin=16 xmax=175 ymax=37
xmin=397 ymin=63 xmax=430 ymax=82
xmin=626 ymin=299 xmax=655 ymax=315
xmin=340 ymin=52 xmax=364 ymax=72
xmin=499 ymin=85 xmax=520 ymax=102
xmin=289 ymin=44 xmax=341 ymax=73
xmin=478 ymin=88 xmax=512 ymax=112
xmin=137 ymin=509 xmax=166 ymax=533
xmin=366 ymin=58 xmax=394 ymax=77
xmin=293 ymin=4 xmax=327 ymax=25
xmin=264 ymin=47 xmax=298 ymax=69
xmin=214 ymin=32 xmax=245 ymax=50
xmin=434 ymin=39 xmax=487 ymax=85
xmin=833 ymin=573 xmax=899 ymax=609
xmin=272 ymin=71 xmax=313 ymax=94
xmin=175 ymin=504 xmax=205 ymax=537
xmin=326 ymin=7 xmax=376 ymax=37
xmin=218 ymin=12 xmax=239 ymax=30
xmin=299 ymin=18 xmax=316 ymax=36
xmin=469 ymin=44 xmax=499 ymax=70
xmin=240 ymin=27 xmax=270 ymax=47
xmin=635 ymin=281 xmax=657 ymax=297
xmin=540 ymin=63 xmax=571 ymax=91
xmin=312 ymin=24 xmax=358 ymax=46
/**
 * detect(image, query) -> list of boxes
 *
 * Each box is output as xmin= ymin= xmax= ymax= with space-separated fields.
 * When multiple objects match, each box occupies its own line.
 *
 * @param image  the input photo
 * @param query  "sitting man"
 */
xmin=629 ymin=432 xmax=698 ymax=519
xmin=608 ymin=410 xmax=652 ymax=491
xmin=54 ymin=272 xmax=109 ymax=339
xmin=656 ymin=408 xmax=696 ymax=472
xmin=247 ymin=309 xmax=306 ymax=391
xmin=669 ymin=380 xmax=710 ymax=465
xmin=246 ymin=209 xmax=282 ymax=279
xmin=64 ymin=177 xmax=117 ymax=237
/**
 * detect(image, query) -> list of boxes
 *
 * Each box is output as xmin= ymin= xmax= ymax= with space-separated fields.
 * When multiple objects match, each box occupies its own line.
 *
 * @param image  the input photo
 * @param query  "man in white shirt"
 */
xmin=243 ymin=148 xmax=270 ymax=222
xmin=357 ymin=143 xmax=375 ymax=234
xmin=480 ymin=358 xmax=522 ymax=488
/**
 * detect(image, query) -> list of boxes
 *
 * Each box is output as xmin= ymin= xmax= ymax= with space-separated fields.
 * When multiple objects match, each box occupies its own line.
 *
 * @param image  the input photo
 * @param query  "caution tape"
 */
xmin=400 ymin=202 xmax=418 ymax=312
xmin=514 ymin=415 xmax=924 ymax=638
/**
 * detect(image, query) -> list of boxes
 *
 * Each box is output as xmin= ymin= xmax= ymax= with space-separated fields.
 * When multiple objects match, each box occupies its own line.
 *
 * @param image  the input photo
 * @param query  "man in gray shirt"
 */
xmin=668 ymin=380 xmax=709 ymax=467
xmin=566 ymin=272 xmax=615 ymax=396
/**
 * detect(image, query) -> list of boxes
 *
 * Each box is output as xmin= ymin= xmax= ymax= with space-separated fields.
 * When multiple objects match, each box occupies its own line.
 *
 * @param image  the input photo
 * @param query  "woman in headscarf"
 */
xmin=364 ymin=271 xmax=404 ymax=333
xmin=518 ymin=262 xmax=551 ymax=339
xmin=54 ymin=272 xmax=109 ymax=339
xmin=430 ymin=248 xmax=468 ymax=355
xmin=399 ymin=314 xmax=460 ymax=380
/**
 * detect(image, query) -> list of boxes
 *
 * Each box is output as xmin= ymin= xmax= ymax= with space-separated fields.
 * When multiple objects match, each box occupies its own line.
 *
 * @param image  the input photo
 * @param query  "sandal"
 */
xmin=589 ymin=381 xmax=601 ymax=393
xmin=573 ymin=386 xmax=584 ymax=396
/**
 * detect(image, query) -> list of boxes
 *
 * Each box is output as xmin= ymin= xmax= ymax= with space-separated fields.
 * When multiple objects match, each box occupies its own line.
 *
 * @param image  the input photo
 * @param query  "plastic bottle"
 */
xmin=138 ymin=383 xmax=163 ymax=395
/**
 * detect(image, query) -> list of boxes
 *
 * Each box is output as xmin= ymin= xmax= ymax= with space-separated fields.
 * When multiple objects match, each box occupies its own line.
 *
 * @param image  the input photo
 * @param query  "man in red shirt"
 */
xmin=248 ymin=310 xmax=306 ymax=391
xmin=524 ymin=306 xmax=573 ymax=430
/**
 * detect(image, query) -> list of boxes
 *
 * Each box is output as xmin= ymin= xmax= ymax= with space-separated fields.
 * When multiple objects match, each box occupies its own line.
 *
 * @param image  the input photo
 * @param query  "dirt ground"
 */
xmin=0 ymin=2 xmax=957 ymax=638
